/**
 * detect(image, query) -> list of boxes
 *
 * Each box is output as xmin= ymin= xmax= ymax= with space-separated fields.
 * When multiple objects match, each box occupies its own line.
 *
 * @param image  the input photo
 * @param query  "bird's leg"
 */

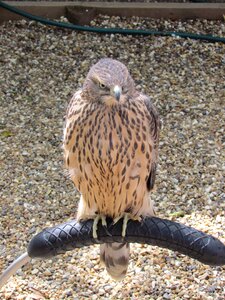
xmin=113 ymin=213 xmax=141 ymax=237
xmin=92 ymin=214 xmax=107 ymax=239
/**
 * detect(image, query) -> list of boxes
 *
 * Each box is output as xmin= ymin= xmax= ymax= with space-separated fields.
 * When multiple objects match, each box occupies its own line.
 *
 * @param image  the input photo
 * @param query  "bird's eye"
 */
xmin=99 ymin=82 xmax=107 ymax=89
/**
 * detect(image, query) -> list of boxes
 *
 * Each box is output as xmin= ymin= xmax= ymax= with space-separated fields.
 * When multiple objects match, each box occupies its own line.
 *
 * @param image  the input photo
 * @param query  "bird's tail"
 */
xmin=100 ymin=242 xmax=130 ymax=280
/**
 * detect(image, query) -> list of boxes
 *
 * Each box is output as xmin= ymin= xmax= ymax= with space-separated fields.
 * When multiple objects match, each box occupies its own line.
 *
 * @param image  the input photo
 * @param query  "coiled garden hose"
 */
xmin=0 ymin=1 xmax=225 ymax=43
xmin=0 ymin=217 xmax=224 ymax=289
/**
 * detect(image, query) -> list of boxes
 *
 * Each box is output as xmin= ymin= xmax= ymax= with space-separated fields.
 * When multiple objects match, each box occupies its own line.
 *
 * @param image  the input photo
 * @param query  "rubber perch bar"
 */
xmin=28 ymin=217 xmax=225 ymax=266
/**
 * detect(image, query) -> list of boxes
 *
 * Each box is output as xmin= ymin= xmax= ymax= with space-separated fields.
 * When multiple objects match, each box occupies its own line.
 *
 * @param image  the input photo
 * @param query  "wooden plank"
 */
xmin=0 ymin=2 xmax=66 ymax=22
xmin=0 ymin=1 xmax=225 ymax=24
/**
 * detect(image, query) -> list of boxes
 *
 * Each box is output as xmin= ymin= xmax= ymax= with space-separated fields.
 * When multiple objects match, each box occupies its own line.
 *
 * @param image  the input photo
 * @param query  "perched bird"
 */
xmin=63 ymin=58 xmax=160 ymax=280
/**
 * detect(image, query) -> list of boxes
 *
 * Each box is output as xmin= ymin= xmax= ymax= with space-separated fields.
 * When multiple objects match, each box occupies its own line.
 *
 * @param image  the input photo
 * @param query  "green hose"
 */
xmin=1 ymin=1 xmax=225 ymax=43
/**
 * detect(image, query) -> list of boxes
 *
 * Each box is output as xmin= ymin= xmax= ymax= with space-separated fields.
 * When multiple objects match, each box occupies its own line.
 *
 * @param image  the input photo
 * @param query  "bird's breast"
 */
xmin=64 ymin=101 xmax=153 ymax=217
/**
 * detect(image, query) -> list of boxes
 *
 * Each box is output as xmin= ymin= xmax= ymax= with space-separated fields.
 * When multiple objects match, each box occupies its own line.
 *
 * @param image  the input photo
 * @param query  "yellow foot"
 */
xmin=113 ymin=213 xmax=141 ymax=237
xmin=93 ymin=214 xmax=107 ymax=239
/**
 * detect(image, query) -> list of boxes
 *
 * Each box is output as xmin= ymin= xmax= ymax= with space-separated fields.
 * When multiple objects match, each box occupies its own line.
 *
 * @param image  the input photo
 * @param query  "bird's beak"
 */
xmin=113 ymin=85 xmax=122 ymax=101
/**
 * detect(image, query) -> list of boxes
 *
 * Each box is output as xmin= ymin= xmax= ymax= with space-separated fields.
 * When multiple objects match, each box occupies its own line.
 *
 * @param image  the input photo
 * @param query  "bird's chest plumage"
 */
xmin=64 ymin=100 xmax=153 ymax=218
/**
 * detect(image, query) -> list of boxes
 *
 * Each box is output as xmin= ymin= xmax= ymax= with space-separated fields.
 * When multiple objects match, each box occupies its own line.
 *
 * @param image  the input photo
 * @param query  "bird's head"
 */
xmin=82 ymin=58 xmax=136 ymax=105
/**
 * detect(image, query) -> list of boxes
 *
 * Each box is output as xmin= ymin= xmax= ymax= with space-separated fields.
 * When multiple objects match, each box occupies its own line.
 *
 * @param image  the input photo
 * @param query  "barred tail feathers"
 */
xmin=100 ymin=242 xmax=130 ymax=280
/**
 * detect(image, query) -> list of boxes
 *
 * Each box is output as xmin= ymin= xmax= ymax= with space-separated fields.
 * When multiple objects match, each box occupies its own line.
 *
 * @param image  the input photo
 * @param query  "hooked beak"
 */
xmin=113 ymin=85 xmax=122 ymax=101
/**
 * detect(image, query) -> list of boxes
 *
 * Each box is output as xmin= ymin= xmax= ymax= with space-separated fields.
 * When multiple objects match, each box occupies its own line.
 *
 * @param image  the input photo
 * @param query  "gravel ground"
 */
xmin=0 ymin=15 xmax=225 ymax=299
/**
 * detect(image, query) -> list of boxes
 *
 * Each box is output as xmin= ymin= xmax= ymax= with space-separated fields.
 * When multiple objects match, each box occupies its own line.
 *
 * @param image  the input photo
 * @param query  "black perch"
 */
xmin=28 ymin=217 xmax=225 ymax=266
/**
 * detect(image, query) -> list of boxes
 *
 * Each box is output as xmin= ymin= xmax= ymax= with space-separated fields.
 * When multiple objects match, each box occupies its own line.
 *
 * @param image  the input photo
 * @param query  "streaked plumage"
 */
xmin=63 ymin=58 xmax=160 ymax=280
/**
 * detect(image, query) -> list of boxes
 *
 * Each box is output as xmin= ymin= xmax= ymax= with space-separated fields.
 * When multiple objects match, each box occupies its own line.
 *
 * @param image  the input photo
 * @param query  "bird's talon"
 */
xmin=134 ymin=216 xmax=142 ymax=222
xmin=92 ymin=215 xmax=107 ymax=239
xmin=103 ymin=225 xmax=112 ymax=237
xmin=112 ymin=215 xmax=122 ymax=225
xmin=113 ymin=213 xmax=141 ymax=238
xmin=122 ymin=213 xmax=131 ymax=237
xmin=101 ymin=216 xmax=107 ymax=227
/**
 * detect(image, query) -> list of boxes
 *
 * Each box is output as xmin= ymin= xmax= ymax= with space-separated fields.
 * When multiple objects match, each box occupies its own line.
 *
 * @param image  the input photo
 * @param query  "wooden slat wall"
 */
xmin=1 ymin=2 xmax=225 ymax=23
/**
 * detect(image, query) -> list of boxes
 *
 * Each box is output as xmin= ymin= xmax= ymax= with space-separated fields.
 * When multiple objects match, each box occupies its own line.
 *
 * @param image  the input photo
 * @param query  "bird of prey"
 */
xmin=63 ymin=58 xmax=160 ymax=280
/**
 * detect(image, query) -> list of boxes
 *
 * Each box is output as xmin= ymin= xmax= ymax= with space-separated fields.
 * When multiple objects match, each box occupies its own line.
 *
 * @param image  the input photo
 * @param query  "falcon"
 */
xmin=63 ymin=58 xmax=160 ymax=280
